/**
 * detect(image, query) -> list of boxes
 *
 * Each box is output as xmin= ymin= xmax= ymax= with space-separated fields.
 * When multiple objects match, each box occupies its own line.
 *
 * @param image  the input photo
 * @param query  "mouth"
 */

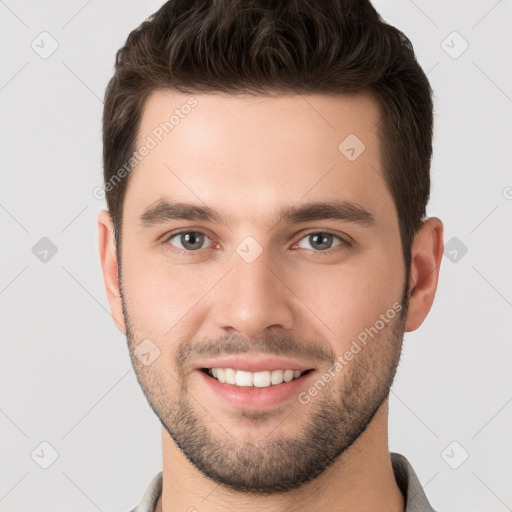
xmin=197 ymin=366 xmax=317 ymax=410
xmin=194 ymin=355 xmax=318 ymax=409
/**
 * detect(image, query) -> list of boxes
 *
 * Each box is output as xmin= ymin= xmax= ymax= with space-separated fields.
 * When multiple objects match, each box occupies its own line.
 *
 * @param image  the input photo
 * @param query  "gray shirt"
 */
xmin=130 ymin=452 xmax=437 ymax=512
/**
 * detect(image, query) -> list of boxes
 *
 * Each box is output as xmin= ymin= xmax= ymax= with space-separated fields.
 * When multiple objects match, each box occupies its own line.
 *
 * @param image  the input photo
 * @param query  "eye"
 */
xmin=165 ymin=231 xmax=213 ymax=252
xmin=295 ymin=232 xmax=348 ymax=252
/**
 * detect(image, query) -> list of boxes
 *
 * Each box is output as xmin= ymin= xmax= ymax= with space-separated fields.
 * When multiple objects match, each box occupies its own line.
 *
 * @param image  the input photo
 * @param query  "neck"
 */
xmin=156 ymin=400 xmax=404 ymax=512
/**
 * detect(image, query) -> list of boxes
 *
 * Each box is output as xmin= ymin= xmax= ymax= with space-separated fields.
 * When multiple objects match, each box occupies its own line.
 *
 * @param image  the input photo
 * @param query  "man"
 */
xmin=97 ymin=0 xmax=443 ymax=510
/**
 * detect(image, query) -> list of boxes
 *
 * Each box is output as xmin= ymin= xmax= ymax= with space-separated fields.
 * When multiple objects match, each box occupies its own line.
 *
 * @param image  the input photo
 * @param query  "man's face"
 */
xmin=118 ymin=91 xmax=407 ymax=493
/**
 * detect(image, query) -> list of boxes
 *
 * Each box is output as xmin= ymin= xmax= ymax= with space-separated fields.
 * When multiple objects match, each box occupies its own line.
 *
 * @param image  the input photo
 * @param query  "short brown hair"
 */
xmin=102 ymin=0 xmax=433 ymax=274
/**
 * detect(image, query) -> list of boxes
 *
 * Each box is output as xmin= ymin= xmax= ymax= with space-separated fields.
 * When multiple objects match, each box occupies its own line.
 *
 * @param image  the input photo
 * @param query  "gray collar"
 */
xmin=391 ymin=452 xmax=438 ymax=512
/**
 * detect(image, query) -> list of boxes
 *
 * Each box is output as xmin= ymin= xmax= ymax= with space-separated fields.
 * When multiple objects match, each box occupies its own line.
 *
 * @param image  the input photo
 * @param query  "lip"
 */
xmin=197 ymin=368 xmax=317 ymax=410
xmin=194 ymin=355 xmax=316 ymax=373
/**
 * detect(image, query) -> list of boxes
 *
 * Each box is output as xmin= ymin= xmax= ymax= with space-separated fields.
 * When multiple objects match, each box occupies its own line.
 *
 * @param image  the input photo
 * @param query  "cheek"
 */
xmin=121 ymin=249 xmax=221 ymax=340
xmin=290 ymin=252 xmax=403 ymax=346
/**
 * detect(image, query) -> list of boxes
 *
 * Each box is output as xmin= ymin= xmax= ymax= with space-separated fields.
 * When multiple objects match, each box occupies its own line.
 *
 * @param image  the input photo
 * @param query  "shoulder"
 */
xmin=128 ymin=471 xmax=163 ymax=512
xmin=390 ymin=452 xmax=438 ymax=512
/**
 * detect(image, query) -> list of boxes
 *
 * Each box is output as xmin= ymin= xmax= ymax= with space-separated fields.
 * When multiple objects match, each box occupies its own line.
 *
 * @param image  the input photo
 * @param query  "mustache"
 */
xmin=176 ymin=333 xmax=336 ymax=370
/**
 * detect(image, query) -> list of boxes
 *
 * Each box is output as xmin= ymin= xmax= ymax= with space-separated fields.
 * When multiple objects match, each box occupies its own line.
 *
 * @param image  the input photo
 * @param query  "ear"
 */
xmin=404 ymin=217 xmax=444 ymax=332
xmin=97 ymin=210 xmax=127 ymax=335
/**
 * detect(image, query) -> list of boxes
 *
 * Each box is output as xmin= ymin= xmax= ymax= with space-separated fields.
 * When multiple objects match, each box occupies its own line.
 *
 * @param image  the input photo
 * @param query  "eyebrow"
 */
xmin=139 ymin=198 xmax=375 ymax=229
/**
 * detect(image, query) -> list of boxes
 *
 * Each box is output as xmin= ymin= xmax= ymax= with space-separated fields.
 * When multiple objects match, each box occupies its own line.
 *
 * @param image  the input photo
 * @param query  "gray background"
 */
xmin=1 ymin=1 xmax=511 ymax=511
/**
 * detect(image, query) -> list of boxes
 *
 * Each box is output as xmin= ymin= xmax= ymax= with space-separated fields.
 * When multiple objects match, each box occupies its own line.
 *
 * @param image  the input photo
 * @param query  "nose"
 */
xmin=211 ymin=248 xmax=295 ymax=338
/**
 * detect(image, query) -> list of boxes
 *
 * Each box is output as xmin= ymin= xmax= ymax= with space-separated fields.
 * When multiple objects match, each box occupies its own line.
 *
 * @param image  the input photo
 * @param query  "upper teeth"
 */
xmin=209 ymin=368 xmax=304 ymax=387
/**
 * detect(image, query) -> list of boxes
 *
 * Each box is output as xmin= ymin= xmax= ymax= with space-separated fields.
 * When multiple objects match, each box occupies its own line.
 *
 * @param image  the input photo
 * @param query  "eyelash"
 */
xmin=161 ymin=229 xmax=353 ymax=256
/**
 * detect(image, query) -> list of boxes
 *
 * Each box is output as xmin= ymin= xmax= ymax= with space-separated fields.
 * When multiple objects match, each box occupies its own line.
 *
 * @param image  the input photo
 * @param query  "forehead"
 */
xmin=123 ymin=89 xmax=395 ymax=228
xmin=137 ymin=89 xmax=381 ymax=158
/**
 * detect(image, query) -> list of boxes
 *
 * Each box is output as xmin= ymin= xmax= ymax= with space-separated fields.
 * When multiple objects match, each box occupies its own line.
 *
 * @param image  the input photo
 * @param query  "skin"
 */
xmin=97 ymin=90 xmax=443 ymax=512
